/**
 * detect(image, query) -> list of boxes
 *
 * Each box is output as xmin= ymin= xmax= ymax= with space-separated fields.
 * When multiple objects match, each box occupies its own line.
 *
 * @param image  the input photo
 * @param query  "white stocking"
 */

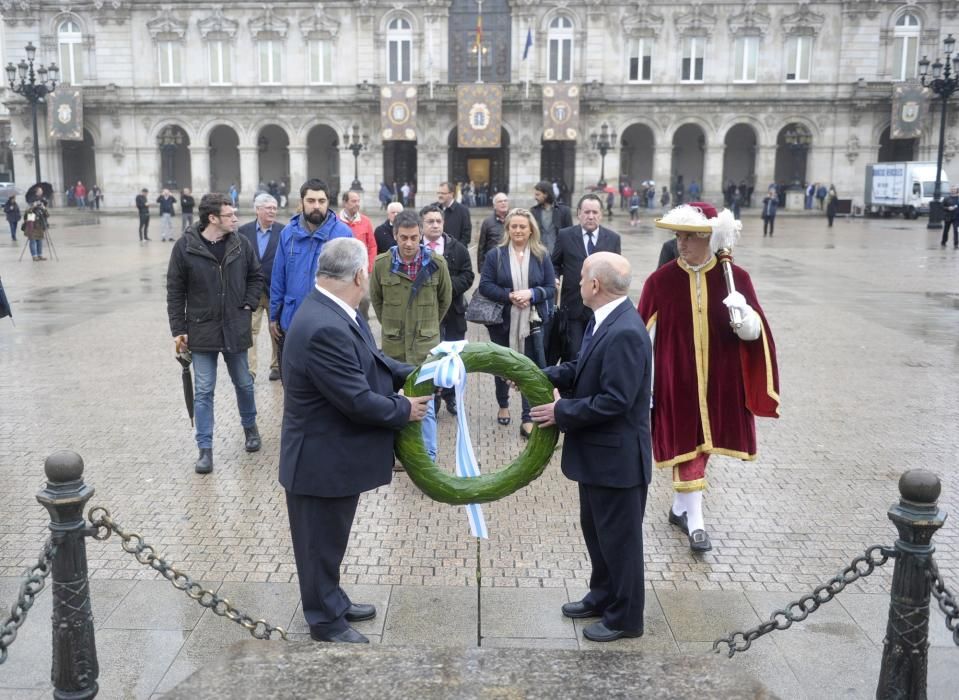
xmin=685 ymin=491 xmax=705 ymax=533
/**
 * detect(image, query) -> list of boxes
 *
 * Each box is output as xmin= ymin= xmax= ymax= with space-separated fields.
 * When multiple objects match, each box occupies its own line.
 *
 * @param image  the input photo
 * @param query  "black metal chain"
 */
xmin=0 ymin=537 xmax=58 ymax=665
xmin=712 ymin=544 xmax=895 ymax=658
xmin=87 ymin=506 xmax=288 ymax=641
xmin=927 ymin=558 xmax=959 ymax=646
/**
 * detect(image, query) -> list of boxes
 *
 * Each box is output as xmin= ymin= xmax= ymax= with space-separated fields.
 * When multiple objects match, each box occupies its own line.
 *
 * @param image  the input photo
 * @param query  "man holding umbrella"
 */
xmin=167 ymin=193 xmax=264 ymax=474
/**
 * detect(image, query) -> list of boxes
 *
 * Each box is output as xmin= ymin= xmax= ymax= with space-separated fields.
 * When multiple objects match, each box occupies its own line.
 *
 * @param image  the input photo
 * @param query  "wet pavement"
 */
xmin=1 ymin=208 xmax=958 ymax=698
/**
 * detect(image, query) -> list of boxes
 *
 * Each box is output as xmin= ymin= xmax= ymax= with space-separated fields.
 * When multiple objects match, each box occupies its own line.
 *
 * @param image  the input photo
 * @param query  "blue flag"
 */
xmin=523 ymin=27 xmax=533 ymax=60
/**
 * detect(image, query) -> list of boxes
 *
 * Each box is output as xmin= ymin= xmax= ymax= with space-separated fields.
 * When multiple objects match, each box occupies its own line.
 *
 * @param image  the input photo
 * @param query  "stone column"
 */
xmin=238 ymin=146 xmax=258 ymax=200
xmin=653 ymin=144 xmax=672 ymax=198
xmin=703 ymin=144 xmax=725 ymax=204
xmin=754 ymin=145 xmax=777 ymax=202
xmin=191 ymin=146 xmax=210 ymax=194
xmin=288 ymin=146 xmax=307 ymax=194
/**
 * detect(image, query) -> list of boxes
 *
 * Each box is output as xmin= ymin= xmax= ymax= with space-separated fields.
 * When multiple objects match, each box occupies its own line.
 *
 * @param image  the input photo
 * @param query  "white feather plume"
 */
xmin=709 ymin=209 xmax=742 ymax=253
xmin=658 ymin=204 xmax=711 ymax=228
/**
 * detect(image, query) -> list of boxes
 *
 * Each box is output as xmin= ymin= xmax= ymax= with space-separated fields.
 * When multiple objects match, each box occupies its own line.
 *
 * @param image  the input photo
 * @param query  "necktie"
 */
xmin=587 ymin=233 xmax=596 ymax=255
xmin=578 ymin=318 xmax=596 ymax=357
xmin=428 ymin=240 xmax=439 ymax=251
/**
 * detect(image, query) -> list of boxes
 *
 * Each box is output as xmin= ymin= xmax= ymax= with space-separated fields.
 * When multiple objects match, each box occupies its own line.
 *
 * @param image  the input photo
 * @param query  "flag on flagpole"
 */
xmin=473 ymin=15 xmax=483 ymax=52
xmin=523 ymin=26 xmax=533 ymax=60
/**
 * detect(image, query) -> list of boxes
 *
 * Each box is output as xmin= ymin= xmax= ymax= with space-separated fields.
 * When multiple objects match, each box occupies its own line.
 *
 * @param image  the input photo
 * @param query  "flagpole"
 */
xmin=428 ymin=17 xmax=434 ymax=99
xmin=525 ymin=26 xmax=530 ymax=99
xmin=476 ymin=0 xmax=483 ymax=84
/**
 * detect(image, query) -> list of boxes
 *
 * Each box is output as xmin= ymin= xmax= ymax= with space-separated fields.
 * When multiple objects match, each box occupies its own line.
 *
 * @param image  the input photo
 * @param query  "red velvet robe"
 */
xmin=637 ymin=256 xmax=779 ymax=469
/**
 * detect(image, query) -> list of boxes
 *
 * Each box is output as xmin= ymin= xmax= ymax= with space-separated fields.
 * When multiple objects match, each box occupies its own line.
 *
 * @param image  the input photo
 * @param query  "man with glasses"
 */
xmin=270 ymin=179 xmax=354 ymax=379
xmin=240 ymin=193 xmax=284 ymax=381
xmin=477 ymin=192 xmax=509 ymax=270
xmin=434 ymin=181 xmax=472 ymax=246
xmin=167 ymin=193 xmax=264 ymax=474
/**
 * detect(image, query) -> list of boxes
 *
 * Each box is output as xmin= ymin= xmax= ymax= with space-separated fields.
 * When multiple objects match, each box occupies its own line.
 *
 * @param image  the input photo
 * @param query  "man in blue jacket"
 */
xmin=270 ymin=179 xmax=353 ymax=378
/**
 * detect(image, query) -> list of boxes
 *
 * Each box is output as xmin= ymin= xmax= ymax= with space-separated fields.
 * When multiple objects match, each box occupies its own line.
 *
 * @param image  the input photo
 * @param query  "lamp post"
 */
xmin=919 ymin=33 xmax=959 ymax=230
xmin=158 ymin=126 xmax=184 ymax=190
xmin=590 ymin=122 xmax=616 ymax=187
xmin=344 ymin=126 xmax=367 ymax=191
xmin=5 ymin=42 xmax=59 ymax=186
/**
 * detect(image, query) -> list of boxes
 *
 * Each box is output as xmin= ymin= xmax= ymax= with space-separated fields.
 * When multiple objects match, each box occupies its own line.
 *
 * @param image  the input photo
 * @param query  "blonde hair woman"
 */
xmin=478 ymin=208 xmax=556 ymax=437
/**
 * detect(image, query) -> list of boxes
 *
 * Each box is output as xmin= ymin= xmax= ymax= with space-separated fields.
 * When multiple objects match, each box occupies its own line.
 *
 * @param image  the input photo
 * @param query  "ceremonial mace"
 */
xmin=709 ymin=209 xmax=744 ymax=330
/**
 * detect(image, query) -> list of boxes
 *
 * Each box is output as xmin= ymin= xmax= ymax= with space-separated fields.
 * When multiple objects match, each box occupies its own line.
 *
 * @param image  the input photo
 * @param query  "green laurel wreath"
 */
xmin=395 ymin=342 xmax=559 ymax=505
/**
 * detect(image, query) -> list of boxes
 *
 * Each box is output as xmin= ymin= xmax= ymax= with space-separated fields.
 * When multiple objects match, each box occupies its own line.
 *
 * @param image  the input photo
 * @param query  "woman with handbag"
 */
xmin=479 ymin=208 xmax=556 ymax=438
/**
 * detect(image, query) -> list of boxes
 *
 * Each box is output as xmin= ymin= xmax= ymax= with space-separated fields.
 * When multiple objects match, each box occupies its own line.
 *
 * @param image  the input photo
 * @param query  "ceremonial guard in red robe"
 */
xmin=638 ymin=202 xmax=779 ymax=552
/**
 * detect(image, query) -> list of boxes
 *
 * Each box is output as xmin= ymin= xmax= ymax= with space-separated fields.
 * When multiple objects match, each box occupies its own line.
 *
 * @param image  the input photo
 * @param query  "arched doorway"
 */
xmin=306 ymin=125 xmax=340 ymax=196
xmin=774 ymin=123 xmax=812 ymax=189
xmin=257 ymin=124 xmax=290 ymax=191
xmin=619 ymin=124 xmax=654 ymax=187
xmin=878 ymin=125 xmax=917 ymax=162
xmin=383 ymin=141 xmax=417 ymax=197
xmin=61 ymin=128 xmax=97 ymax=191
xmin=449 ymin=127 xmax=509 ymax=194
xmin=723 ymin=124 xmax=757 ymax=205
xmin=157 ymin=125 xmax=191 ymax=190
xmin=540 ymin=140 xmax=575 ymax=203
xmin=209 ymin=125 xmax=240 ymax=193
xmin=671 ymin=124 xmax=705 ymax=202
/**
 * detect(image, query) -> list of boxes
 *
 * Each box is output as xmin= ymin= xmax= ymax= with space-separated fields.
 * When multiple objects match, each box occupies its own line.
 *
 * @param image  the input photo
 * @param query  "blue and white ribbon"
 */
xmin=416 ymin=341 xmax=488 ymax=539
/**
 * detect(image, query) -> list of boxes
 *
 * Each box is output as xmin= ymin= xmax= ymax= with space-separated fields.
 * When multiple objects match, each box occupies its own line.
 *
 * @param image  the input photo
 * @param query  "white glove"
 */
xmin=722 ymin=291 xmax=760 ymax=341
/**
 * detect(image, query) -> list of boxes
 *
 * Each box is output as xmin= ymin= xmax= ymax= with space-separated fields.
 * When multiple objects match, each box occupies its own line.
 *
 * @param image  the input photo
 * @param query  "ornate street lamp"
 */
xmin=590 ymin=122 xmax=616 ymax=187
xmin=919 ymin=33 xmax=959 ymax=229
xmin=5 ymin=42 xmax=59 ymax=185
xmin=344 ymin=125 xmax=367 ymax=191
xmin=157 ymin=126 xmax=184 ymax=190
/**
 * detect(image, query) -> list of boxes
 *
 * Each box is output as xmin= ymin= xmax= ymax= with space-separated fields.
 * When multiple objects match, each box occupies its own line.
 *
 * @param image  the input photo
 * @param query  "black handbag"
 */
xmin=465 ymin=292 xmax=504 ymax=325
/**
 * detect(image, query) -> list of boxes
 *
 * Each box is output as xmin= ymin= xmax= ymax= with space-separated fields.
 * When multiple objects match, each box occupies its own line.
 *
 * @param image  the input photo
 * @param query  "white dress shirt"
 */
xmin=581 ymin=227 xmax=598 ymax=255
xmin=591 ymin=295 xmax=629 ymax=332
xmin=315 ymin=284 xmax=358 ymax=324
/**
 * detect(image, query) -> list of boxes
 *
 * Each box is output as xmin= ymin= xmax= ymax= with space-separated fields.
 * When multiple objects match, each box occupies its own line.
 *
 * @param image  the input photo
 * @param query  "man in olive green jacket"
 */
xmin=370 ymin=209 xmax=451 ymax=460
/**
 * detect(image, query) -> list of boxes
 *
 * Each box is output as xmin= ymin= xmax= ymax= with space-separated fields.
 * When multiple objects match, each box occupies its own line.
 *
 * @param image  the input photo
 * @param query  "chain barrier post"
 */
xmin=876 ymin=469 xmax=947 ymax=700
xmin=35 ymin=450 xmax=99 ymax=700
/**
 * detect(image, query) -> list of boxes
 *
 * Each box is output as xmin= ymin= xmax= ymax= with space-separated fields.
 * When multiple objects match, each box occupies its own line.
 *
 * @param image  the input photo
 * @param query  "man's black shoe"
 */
xmin=195 ymin=448 xmax=213 ymax=474
xmin=668 ymin=509 xmax=689 ymax=535
xmin=562 ymin=600 xmax=601 ymax=619
xmin=345 ymin=603 xmax=376 ymax=622
xmin=688 ymin=529 xmax=712 ymax=552
xmin=310 ymin=626 xmax=369 ymax=644
xmin=269 ymin=368 xmax=280 ymax=381
xmin=244 ymin=424 xmax=261 ymax=452
xmin=582 ymin=621 xmax=642 ymax=642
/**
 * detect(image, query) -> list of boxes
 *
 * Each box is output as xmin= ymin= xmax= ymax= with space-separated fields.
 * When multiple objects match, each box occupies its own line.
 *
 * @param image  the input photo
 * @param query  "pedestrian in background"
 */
xmin=157 ymin=188 xmax=177 ymax=241
xmin=4 ymin=195 xmax=20 ymax=242
xmin=434 ymin=181 xmax=472 ymax=246
xmin=532 ymin=180 xmax=572 ymax=254
xmin=91 ymin=184 xmax=102 ymax=210
xmin=74 ymin=181 xmax=87 ymax=210
xmin=135 ymin=188 xmax=150 ymax=242
xmin=816 ymin=183 xmax=827 ymax=210
xmin=941 ymin=186 xmax=959 ymax=248
xmin=478 ymin=192 xmax=509 ymax=270
xmin=166 ymin=193 xmax=263 ymax=474
xmin=239 ymin=193 xmax=284 ymax=382
xmin=761 ymin=189 xmax=778 ymax=236
xmin=374 ymin=201 xmax=403 ymax=255
xmin=339 ymin=190 xmax=377 ymax=320
xmin=23 ymin=198 xmax=49 ymax=261
xmin=181 ymin=188 xmax=196 ymax=234
xmin=826 ymin=185 xmax=838 ymax=228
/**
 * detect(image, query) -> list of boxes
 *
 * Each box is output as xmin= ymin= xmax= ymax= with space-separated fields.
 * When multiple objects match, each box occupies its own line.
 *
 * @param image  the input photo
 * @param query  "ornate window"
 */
xmin=681 ymin=36 xmax=705 ymax=82
xmin=208 ymin=38 xmax=233 ymax=85
xmin=627 ymin=38 xmax=652 ymax=82
xmin=258 ymin=35 xmax=282 ymax=85
xmin=157 ymin=38 xmax=182 ymax=86
xmin=733 ymin=36 xmax=759 ymax=82
xmin=547 ymin=15 xmax=574 ymax=82
xmin=893 ymin=12 xmax=920 ymax=81
xmin=785 ymin=35 xmax=812 ymax=82
xmin=309 ymin=40 xmax=333 ymax=84
xmin=387 ymin=17 xmax=412 ymax=83
xmin=57 ymin=19 xmax=83 ymax=85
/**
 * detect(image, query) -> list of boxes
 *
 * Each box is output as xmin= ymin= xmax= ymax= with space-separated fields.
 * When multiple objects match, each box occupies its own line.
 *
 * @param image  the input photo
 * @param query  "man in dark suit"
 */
xmin=551 ymin=193 xmax=622 ymax=360
xmin=280 ymin=237 xmax=432 ymax=644
xmin=530 ymin=252 xmax=651 ymax=642
xmin=434 ymin=180 xmax=471 ymax=246
xmin=374 ymin=201 xmax=403 ymax=254
xmin=239 ymin=193 xmax=284 ymax=381
xmin=421 ymin=204 xmax=474 ymax=415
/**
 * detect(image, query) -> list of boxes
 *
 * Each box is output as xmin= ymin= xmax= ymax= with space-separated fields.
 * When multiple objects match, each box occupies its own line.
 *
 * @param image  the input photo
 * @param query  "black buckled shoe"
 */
xmin=310 ymin=626 xmax=369 ymax=644
xmin=561 ymin=600 xmax=601 ymax=619
xmin=668 ymin=509 xmax=689 ymax=535
xmin=244 ymin=424 xmax=261 ymax=452
xmin=345 ymin=603 xmax=376 ymax=622
xmin=582 ymin=621 xmax=643 ymax=642
xmin=688 ymin=529 xmax=712 ymax=552
xmin=195 ymin=448 xmax=213 ymax=474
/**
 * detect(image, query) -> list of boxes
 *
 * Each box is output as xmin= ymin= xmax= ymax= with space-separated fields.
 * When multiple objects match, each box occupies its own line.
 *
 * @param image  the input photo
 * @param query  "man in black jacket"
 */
xmin=374 ymin=201 xmax=403 ymax=254
xmin=180 ymin=188 xmax=196 ymax=235
xmin=239 ymin=193 xmax=284 ymax=381
xmin=421 ymin=204 xmax=474 ymax=415
xmin=135 ymin=188 xmax=150 ymax=241
xmin=552 ymin=194 xmax=621 ymax=360
xmin=477 ymin=192 xmax=509 ymax=270
xmin=532 ymin=180 xmax=573 ymax=253
xmin=434 ymin=181 xmax=471 ymax=246
xmin=167 ymin=193 xmax=264 ymax=474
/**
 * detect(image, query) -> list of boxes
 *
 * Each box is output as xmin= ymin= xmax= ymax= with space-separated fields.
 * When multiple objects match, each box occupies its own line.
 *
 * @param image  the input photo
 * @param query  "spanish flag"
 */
xmin=473 ymin=15 xmax=483 ymax=52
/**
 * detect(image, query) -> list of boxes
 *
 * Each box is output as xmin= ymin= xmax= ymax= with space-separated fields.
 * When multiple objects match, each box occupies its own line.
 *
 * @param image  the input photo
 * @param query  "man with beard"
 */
xmin=270 ymin=179 xmax=353 ymax=378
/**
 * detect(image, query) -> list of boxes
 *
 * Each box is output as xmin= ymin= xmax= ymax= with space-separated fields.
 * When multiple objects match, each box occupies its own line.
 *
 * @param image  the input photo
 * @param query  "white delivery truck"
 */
xmin=864 ymin=161 xmax=950 ymax=219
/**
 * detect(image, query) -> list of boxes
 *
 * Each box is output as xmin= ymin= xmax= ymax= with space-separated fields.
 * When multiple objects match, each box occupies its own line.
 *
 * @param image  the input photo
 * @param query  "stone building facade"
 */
xmin=1 ymin=0 xmax=957 ymax=208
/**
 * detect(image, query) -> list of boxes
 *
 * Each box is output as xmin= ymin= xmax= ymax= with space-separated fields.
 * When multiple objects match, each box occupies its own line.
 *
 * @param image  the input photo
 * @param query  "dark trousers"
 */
xmin=579 ymin=481 xmax=648 ymax=633
xmin=8 ymin=220 xmax=17 ymax=240
xmin=138 ymin=213 xmax=150 ymax=240
xmin=488 ymin=323 xmax=545 ymax=421
xmin=762 ymin=215 xmax=775 ymax=236
xmin=566 ymin=315 xmax=589 ymax=359
xmin=285 ymin=490 xmax=359 ymax=636
xmin=942 ymin=219 xmax=958 ymax=246
xmin=439 ymin=315 xmax=466 ymax=403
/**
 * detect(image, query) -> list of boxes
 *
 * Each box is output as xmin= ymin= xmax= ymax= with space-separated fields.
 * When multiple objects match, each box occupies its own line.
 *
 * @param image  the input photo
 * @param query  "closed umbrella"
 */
xmin=176 ymin=351 xmax=194 ymax=426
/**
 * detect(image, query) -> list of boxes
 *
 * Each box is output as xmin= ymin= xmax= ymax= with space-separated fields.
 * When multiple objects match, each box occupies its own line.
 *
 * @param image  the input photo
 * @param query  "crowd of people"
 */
xmin=160 ymin=176 xmax=780 ymax=647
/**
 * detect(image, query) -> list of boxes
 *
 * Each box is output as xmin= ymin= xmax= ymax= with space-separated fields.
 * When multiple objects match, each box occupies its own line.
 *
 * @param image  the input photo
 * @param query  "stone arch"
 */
xmin=877 ymin=124 xmax=917 ymax=162
xmin=256 ymin=124 xmax=291 ymax=190
xmin=208 ymin=124 xmax=241 ymax=193
xmin=61 ymin=127 xmax=97 ymax=194
xmin=156 ymin=124 xmax=192 ymax=190
xmin=671 ymin=122 xmax=708 ymax=200
xmin=619 ymin=121 xmax=656 ymax=185
xmin=722 ymin=123 xmax=758 ymax=201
